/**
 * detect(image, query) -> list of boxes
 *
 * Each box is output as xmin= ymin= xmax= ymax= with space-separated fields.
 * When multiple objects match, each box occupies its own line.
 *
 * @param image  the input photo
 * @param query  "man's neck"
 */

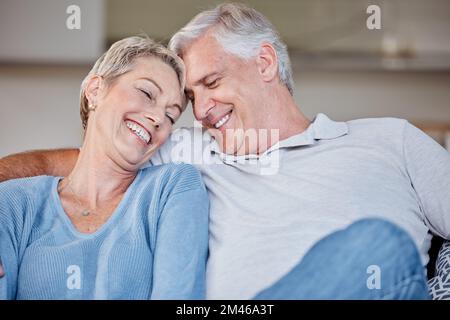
xmin=255 ymin=89 xmax=311 ymax=154
xmin=276 ymin=105 xmax=311 ymax=142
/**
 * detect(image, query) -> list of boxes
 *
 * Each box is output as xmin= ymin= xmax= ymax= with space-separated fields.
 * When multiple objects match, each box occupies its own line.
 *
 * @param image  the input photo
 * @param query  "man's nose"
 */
xmin=193 ymin=94 xmax=215 ymax=122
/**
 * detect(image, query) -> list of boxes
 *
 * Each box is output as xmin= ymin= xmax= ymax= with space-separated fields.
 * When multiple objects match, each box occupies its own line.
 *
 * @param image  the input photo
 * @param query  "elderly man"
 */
xmin=1 ymin=3 xmax=449 ymax=299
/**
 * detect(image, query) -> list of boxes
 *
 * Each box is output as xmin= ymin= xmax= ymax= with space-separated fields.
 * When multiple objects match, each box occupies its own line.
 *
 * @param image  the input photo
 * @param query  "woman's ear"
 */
xmin=256 ymin=43 xmax=278 ymax=83
xmin=85 ymin=75 xmax=103 ymax=107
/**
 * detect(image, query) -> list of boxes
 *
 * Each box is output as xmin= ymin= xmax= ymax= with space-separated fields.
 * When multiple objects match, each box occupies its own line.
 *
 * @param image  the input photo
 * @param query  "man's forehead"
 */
xmin=183 ymin=32 xmax=221 ymax=58
xmin=184 ymin=51 xmax=226 ymax=87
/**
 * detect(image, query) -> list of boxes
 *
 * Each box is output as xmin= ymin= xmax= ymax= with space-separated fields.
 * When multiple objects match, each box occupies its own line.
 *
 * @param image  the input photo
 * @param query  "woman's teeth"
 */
xmin=125 ymin=121 xmax=151 ymax=144
xmin=214 ymin=113 xmax=231 ymax=129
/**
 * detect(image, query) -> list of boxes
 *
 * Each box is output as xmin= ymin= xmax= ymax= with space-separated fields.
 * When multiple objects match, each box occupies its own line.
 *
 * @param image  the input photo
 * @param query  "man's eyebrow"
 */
xmin=185 ymin=72 xmax=221 ymax=95
xmin=139 ymin=77 xmax=162 ymax=93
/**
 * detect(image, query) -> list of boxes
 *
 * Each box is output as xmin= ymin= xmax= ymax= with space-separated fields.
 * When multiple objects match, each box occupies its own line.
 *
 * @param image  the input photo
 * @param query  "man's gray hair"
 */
xmin=169 ymin=2 xmax=294 ymax=95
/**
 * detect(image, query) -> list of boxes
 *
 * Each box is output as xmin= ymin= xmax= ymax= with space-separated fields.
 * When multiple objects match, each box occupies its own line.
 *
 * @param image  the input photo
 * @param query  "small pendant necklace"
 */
xmin=59 ymin=177 xmax=94 ymax=217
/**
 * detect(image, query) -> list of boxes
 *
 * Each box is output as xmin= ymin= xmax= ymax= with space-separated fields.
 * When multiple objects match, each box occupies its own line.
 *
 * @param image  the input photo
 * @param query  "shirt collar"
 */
xmin=210 ymin=113 xmax=348 ymax=158
xmin=276 ymin=113 xmax=348 ymax=150
xmin=312 ymin=113 xmax=348 ymax=140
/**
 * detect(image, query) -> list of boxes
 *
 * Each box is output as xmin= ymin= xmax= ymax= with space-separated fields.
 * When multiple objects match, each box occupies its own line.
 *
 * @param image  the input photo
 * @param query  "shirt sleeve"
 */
xmin=150 ymin=168 xmax=209 ymax=299
xmin=403 ymin=122 xmax=450 ymax=239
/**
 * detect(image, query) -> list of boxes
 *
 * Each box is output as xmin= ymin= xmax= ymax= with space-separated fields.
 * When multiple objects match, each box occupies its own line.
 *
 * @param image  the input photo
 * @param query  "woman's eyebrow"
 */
xmin=170 ymin=103 xmax=183 ymax=114
xmin=139 ymin=77 xmax=162 ymax=93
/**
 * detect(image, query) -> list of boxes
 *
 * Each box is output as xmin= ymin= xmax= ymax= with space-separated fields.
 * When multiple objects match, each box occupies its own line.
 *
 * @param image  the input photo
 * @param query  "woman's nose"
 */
xmin=144 ymin=110 xmax=163 ymax=129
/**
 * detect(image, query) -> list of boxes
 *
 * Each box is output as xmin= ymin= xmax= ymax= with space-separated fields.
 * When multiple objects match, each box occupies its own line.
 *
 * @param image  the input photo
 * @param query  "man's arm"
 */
xmin=403 ymin=122 xmax=450 ymax=239
xmin=0 ymin=149 xmax=79 ymax=182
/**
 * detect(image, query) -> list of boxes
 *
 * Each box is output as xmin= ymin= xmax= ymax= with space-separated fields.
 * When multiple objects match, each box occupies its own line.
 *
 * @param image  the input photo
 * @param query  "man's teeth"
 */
xmin=125 ymin=121 xmax=151 ymax=144
xmin=214 ymin=113 xmax=231 ymax=129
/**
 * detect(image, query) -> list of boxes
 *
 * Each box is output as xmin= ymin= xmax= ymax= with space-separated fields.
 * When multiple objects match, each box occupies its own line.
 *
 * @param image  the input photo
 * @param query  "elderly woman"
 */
xmin=0 ymin=36 xmax=209 ymax=299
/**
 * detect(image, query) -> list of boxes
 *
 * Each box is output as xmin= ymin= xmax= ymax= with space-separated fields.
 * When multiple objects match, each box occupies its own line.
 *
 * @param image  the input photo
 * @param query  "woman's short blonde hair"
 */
xmin=80 ymin=35 xmax=186 ymax=130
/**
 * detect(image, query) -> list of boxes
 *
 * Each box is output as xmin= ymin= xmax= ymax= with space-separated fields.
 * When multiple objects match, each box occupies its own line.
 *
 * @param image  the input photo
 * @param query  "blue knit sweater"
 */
xmin=0 ymin=163 xmax=209 ymax=299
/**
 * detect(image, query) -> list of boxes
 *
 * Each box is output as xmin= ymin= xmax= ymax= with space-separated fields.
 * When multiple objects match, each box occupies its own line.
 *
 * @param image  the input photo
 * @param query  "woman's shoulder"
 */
xmin=0 ymin=176 xmax=56 ymax=227
xmin=0 ymin=176 xmax=56 ymax=206
xmin=138 ymin=163 xmax=205 ymax=194
xmin=139 ymin=163 xmax=202 ymax=180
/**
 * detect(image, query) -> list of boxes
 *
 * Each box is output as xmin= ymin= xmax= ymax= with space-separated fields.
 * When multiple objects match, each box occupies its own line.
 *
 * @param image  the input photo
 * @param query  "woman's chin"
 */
xmin=121 ymin=152 xmax=151 ymax=168
xmin=111 ymin=135 xmax=158 ymax=169
xmin=111 ymin=147 xmax=150 ymax=171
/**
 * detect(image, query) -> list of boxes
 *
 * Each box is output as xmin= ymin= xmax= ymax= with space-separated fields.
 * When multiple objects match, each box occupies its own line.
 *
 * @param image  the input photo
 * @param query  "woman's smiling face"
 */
xmin=85 ymin=56 xmax=184 ymax=170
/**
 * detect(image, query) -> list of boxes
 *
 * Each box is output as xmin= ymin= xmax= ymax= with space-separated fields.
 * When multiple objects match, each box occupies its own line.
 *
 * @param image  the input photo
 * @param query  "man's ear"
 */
xmin=85 ymin=75 xmax=103 ymax=107
xmin=256 ymin=43 xmax=278 ymax=83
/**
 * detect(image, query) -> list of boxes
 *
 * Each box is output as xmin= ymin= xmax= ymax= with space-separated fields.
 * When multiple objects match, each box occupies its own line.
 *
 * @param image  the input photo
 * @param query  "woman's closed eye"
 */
xmin=139 ymin=89 xmax=154 ymax=101
xmin=166 ymin=113 xmax=175 ymax=125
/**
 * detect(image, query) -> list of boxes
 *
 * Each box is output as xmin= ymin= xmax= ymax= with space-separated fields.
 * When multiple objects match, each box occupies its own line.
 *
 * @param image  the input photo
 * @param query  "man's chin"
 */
xmin=220 ymin=145 xmax=238 ymax=155
xmin=209 ymin=127 xmax=255 ymax=155
xmin=221 ymin=137 xmax=246 ymax=156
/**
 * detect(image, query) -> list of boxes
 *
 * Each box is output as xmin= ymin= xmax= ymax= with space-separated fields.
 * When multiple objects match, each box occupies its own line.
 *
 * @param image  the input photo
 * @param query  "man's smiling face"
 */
xmin=182 ymin=33 xmax=268 ymax=155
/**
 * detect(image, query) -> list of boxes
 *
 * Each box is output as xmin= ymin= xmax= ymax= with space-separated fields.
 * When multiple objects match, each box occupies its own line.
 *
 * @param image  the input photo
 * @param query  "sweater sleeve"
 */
xmin=0 ymin=180 xmax=30 ymax=300
xmin=150 ymin=166 xmax=209 ymax=299
xmin=0 ymin=227 xmax=18 ymax=300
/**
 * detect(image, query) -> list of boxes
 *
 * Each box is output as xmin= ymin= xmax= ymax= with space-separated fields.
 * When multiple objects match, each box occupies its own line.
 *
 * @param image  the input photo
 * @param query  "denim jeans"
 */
xmin=254 ymin=218 xmax=430 ymax=299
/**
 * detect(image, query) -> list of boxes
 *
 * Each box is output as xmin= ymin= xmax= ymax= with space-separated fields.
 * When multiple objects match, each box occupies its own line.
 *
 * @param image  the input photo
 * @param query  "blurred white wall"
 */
xmin=1 ymin=0 xmax=449 ymax=157
xmin=0 ymin=65 xmax=88 ymax=157
xmin=294 ymin=70 xmax=450 ymax=123
xmin=2 ymin=67 xmax=450 ymax=157
xmin=0 ymin=0 xmax=105 ymax=64
xmin=0 ymin=0 xmax=104 ymax=157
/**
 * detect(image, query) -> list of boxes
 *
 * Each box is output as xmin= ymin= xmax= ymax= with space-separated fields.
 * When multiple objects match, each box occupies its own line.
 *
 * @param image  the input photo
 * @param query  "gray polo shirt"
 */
xmin=149 ymin=113 xmax=450 ymax=299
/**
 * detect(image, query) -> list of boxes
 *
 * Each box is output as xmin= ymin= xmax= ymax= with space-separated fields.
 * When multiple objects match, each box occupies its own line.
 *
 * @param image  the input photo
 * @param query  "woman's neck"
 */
xmin=65 ymin=140 xmax=136 ymax=209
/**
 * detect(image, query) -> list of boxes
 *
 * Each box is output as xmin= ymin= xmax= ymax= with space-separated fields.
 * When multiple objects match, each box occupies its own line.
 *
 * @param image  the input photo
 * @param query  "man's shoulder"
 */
xmin=346 ymin=117 xmax=408 ymax=133
xmin=345 ymin=117 xmax=408 ymax=144
xmin=170 ymin=126 xmax=213 ymax=144
xmin=149 ymin=126 xmax=215 ymax=166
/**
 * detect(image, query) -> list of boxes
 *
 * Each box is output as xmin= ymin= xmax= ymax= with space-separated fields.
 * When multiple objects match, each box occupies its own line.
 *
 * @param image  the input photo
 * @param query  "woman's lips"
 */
xmin=125 ymin=120 xmax=152 ymax=145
